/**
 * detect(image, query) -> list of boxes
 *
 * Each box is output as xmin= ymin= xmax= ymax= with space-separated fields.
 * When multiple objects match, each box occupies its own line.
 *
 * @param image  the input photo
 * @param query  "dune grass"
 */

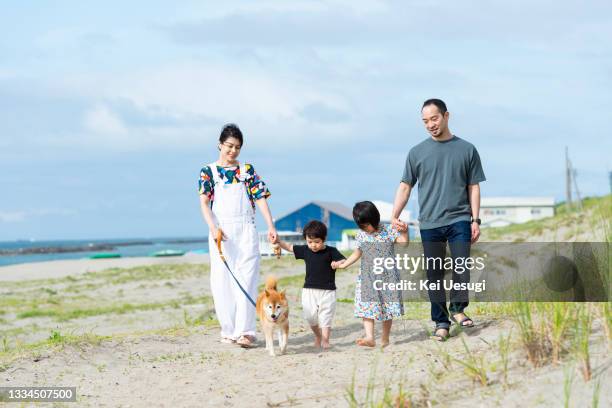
xmin=0 ymin=331 xmax=111 ymax=372
xmin=481 ymin=194 xmax=611 ymax=242
xmin=15 ymin=295 xmax=212 ymax=322
xmin=345 ymin=301 xmax=607 ymax=406
xmin=0 ymin=263 xmax=211 ymax=291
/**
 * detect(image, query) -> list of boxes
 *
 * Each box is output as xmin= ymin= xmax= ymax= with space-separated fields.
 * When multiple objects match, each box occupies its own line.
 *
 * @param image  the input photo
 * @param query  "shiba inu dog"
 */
xmin=256 ymin=276 xmax=289 ymax=356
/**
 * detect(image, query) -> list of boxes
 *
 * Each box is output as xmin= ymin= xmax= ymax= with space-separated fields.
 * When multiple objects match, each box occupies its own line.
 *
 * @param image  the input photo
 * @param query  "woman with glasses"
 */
xmin=198 ymin=124 xmax=277 ymax=348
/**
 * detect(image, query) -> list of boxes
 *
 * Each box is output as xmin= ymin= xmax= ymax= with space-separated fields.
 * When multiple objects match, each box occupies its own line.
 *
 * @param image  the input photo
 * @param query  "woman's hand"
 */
xmin=212 ymin=226 xmax=227 ymax=243
xmin=267 ymin=227 xmax=278 ymax=244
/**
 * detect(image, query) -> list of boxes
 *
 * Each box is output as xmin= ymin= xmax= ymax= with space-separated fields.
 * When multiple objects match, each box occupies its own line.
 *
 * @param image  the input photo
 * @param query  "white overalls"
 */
xmin=208 ymin=162 xmax=260 ymax=340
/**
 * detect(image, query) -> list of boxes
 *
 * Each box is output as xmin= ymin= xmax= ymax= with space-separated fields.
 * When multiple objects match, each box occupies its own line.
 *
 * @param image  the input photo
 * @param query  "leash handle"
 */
xmin=216 ymin=229 xmax=224 ymax=259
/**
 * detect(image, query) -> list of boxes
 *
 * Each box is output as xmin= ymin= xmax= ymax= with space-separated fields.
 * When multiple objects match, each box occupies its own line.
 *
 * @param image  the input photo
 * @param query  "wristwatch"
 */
xmin=471 ymin=217 xmax=481 ymax=225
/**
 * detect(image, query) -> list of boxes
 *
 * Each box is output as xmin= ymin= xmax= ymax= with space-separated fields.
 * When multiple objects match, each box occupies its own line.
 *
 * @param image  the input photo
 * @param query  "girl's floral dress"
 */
xmin=354 ymin=224 xmax=404 ymax=321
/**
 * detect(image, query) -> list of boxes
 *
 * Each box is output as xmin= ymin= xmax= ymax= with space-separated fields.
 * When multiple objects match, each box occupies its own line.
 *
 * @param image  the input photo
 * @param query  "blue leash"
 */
xmin=216 ymin=231 xmax=256 ymax=307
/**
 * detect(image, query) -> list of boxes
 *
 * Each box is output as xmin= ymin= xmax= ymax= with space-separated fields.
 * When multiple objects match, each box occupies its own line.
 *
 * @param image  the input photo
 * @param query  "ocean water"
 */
xmin=0 ymin=237 xmax=209 ymax=267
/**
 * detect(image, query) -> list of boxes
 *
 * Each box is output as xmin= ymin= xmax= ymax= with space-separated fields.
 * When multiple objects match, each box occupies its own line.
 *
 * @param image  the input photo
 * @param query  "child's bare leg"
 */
xmin=321 ymin=327 xmax=331 ymax=349
xmin=310 ymin=325 xmax=322 ymax=347
xmin=357 ymin=318 xmax=375 ymax=347
xmin=381 ymin=320 xmax=393 ymax=347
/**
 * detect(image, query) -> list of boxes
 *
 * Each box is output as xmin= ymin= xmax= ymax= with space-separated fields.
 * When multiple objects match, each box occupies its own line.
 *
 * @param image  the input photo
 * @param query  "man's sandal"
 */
xmin=431 ymin=328 xmax=450 ymax=342
xmin=451 ymin=314 xmax=475 ymax=328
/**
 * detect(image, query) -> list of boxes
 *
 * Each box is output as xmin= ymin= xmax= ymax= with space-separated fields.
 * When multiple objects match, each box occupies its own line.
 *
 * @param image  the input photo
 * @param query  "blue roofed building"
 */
xmin=274 ymin=201 xmax=354 ymax=242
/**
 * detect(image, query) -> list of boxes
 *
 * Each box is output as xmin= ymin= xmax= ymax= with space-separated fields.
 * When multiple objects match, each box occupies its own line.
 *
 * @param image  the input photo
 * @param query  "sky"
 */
xmin=1 ymin=0 xmax=611 ymax=240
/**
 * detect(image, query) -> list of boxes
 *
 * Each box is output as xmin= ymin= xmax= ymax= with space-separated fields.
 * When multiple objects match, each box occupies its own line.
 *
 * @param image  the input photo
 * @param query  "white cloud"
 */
xmin=83 ymin=104 xmax=128 ymax=136
xmin=0 ymin=69 xmax=17 ymax=80
xmin=0 ymin=208 xmax=77 ymax=223
xmin=0 ymin=211 xmax=26 ymax=223
xmin=111 ymin=63 xmax=299 ymax=121
xmin=197 ymin=0 xmax=388 ymax=19
xmin=163 ymin=0 xmax=612 ymax=50
xmin=53 ymin=60 xmax=357 ymax=152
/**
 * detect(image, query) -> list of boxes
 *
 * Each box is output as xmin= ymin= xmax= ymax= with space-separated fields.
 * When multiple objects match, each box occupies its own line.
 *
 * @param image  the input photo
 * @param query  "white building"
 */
xmin=338 ymin=200 xmax=413 ymax=250
xmin=480 ymin=197 xmax=555 ymax=227
xmin=371 ymin=200 xmax=411 ymax=225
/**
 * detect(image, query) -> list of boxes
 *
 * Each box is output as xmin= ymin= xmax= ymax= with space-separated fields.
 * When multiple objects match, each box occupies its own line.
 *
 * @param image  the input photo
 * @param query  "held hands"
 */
xmin=331 ymin=260 xmax=345 ymax=270
xmin=395 ymin=222 xmax=408 ymax=233
xmin=268 ymin=227 xmax=278 ymax=244
xmin=392 ymin=219 xmax=410 ymax=244
xmin=391 ymin=218 xmax=408 ymax=233
xmin=272 ymin=243 xmax=281 ymax=259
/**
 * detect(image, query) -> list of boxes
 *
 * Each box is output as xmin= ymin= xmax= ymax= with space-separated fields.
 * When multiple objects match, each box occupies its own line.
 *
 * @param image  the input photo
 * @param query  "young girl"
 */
xmin=333 ymin=201 xmax=408 ymax=347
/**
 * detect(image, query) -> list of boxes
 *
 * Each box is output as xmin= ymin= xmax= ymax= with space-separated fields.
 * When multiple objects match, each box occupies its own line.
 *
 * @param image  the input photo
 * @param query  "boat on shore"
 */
xmin=150 ymin=249 xmax=185 ymax=257
xmin=89 ymin=253 xmax=121 ymax=259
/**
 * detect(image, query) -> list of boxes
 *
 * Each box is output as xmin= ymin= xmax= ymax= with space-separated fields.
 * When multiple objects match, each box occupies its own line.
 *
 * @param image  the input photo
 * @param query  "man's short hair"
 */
xmin=422 ymin=99 xmax=447 ymax=115
xmin=303 ymin=220 xmax=327 ymax=240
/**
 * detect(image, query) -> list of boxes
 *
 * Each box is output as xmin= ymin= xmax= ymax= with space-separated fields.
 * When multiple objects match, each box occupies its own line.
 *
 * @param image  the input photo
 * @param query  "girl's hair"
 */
xmin=219 ymin=123 xmax=244 ymax=146
xmin=352 ymin=201 xmax=380 ymax=230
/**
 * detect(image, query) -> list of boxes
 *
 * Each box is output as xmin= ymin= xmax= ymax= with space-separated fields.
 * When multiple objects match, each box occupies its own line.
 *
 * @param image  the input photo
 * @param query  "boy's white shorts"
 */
xmin=301 ymin=288 xmax=336 ymax=327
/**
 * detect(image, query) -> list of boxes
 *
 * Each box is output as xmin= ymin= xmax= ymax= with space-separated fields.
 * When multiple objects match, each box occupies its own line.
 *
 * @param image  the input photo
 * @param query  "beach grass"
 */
xmin=481 ymin=194 xmax=611 ymax=242
xmin=15 ymin=295 xmax=212 ymax=321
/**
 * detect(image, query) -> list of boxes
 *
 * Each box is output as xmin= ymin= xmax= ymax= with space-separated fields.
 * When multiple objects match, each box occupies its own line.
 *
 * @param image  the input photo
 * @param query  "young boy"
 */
xmin=274 ymin=220 xmax=346 ymax=349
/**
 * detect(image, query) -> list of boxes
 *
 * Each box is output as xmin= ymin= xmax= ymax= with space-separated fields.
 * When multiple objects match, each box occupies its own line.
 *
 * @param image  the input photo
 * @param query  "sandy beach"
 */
xmin=0 ymin=253 xmax=210 ymax=282
xmin=0 ymin=250 xmax=609 ymax=407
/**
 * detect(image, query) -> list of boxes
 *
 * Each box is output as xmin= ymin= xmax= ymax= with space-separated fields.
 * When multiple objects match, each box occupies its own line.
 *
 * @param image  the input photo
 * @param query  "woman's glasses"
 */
xmin=221 ymin=142 xmax=241 ymax=151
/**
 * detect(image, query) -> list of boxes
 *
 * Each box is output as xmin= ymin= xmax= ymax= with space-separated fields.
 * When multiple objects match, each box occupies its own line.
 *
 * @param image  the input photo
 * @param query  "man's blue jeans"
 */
xmin=420 ymin=220 xmax=472 ymax=329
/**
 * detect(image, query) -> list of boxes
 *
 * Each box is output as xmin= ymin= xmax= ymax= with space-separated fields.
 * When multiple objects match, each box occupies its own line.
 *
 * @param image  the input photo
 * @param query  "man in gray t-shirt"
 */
xmin=392 ymin=99 xmax=486 ymax=341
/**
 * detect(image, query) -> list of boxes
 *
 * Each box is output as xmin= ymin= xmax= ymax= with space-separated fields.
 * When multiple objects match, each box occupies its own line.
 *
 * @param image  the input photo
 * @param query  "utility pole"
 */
xmin=565 ymin=146 xmax=573 ymax=209
xmin=565 ymin=147 xmax=583 ymax=212
xmin=572 ymin=168 xmax=583 ymax=211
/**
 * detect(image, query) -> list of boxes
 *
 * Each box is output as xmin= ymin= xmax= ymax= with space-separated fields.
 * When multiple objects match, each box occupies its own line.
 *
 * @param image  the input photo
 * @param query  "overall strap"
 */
xmin=208 ymin=162 xmax=222 ymax=186
xmin=207 ymin=162 xmax=220 ymax=210
xmin=238 ymin=162 xmax=252 ymax=183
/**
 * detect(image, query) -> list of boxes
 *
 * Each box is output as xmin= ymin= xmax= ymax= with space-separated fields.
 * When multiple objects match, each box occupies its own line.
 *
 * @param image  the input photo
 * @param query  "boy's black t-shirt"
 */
xmin=293 ymin=245 xmax=346 ymax=290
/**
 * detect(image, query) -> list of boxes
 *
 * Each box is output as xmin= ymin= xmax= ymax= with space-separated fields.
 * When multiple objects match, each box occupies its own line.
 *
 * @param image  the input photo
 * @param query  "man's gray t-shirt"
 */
xmin=402 ymin=136 xmax=486 ymax=229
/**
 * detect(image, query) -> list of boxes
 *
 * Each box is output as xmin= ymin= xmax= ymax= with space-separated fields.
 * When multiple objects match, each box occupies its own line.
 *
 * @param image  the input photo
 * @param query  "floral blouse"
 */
xmin=355 ymin=223 xmax=399 ymax=246
xmin=198 ymin=163 xmax=271 ymax=209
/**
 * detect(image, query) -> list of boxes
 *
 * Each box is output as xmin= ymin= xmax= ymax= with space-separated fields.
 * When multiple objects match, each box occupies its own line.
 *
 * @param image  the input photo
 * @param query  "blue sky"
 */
xmin=1 ymin=0 xmax=610 ymax=240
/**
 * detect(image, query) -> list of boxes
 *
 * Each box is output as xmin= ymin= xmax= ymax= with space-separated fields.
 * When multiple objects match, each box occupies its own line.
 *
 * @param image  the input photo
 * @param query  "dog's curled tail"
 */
xmin=264 ymin=275 xmax=278 ymax=291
